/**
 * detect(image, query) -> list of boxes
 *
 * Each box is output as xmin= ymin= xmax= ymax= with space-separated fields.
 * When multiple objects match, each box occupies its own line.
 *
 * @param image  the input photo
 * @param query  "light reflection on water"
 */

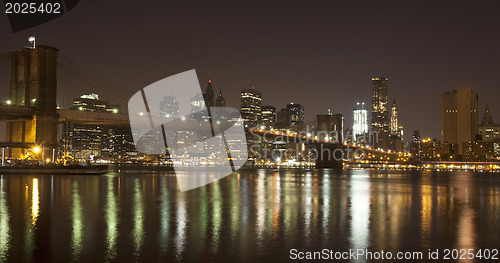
xmin=158 ymin=176 xmax=170 ymax=258
xmin=349 ymin=175 xmax=370 ymax=263
xmin=71 ymin=181 xmax=83 ymax=261
xmin=0 ymin=176 xmax=10 ymax=262
xmin=0 ymin=169 xmax=499 ymax=262
xmin=132 ymin=178 xmax=144 ymax=259
xmin=173 ymin=189 xmax=187 ymax=260
xmin=105 ymin=176 xmax=119 ymax=262
xmin=31 ymin=178 xmax=39 ymax=227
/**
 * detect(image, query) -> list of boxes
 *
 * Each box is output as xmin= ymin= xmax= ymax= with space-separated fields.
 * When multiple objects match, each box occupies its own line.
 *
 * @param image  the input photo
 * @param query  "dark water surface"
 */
xmin=0 ymin=168 xmax=499 ymax=262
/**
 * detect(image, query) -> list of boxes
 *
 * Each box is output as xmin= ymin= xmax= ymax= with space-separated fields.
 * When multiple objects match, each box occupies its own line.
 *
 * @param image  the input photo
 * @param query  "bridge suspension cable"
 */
xmin=57 ymin=54 xmax=134 ymax=108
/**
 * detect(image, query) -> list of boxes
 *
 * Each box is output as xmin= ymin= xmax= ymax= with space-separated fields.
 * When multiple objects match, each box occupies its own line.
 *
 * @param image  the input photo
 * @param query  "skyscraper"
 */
xmin=442 ymin=87 xmax=478 ymax=155
xmin=390 ymin=99 xmax=399 ymax=134
xmin=203 ymin=79 xmax=215 ymax=108
xmin=411 ymin=130 xmax=421 ymax=160
xmin=287 ymin=103 xmax=304 ymax=130
xmin=371 ymin=76 xmax=390 ymax=149
xmin=240 ymin=87 xmax=262 ymax=128
xmin=261 ymin=105 xmax=276 ymax=129
xmin=276 ymin=108 xmax=290 ymax=130
xmin=63 ymin=93 xmax=136 ymax=160
xmin=353 ymin=102 xmax=368 ymax=142
xmin=389 ymin=98 xmax=403 ymax=151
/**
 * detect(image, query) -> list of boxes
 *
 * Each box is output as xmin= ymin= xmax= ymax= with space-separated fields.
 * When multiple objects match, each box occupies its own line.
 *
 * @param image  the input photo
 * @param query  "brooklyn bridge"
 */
xmin=0 ymin=43 xmax=405 ymax=168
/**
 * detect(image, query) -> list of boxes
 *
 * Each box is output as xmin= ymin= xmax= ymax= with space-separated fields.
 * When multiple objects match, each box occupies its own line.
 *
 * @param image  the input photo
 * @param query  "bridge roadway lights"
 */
xmin=314 ymin=143 xmax=343 ymax=169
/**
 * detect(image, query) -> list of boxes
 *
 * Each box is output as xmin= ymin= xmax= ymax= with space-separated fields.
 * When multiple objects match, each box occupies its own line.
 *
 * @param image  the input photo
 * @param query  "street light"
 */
xmin=33 ymin=146 xmax=41 ymax=153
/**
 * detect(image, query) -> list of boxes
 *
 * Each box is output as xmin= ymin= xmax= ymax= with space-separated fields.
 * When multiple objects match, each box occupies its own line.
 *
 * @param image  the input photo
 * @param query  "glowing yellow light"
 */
xmin=33 ymin=147 xmax=41 ymax=153
xmin=5 ymin=100 xmax=11 ymax=105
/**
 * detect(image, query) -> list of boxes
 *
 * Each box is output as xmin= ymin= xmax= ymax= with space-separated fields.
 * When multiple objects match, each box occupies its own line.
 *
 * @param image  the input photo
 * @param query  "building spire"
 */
xmin=481 ymin=104 xmax=494 ymax=125
xmin=204 ymin=79 xmax=215 ymax=108
xmin=215 ymin=88 xmax=225 ymax=107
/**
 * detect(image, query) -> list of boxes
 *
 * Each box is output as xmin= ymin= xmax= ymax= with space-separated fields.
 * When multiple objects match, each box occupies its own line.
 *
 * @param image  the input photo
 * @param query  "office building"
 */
xmin=62 ymin=93 xmax=136 ymax=160
xmin=371 ymin=76 xmax=390 ymax=149
xmin=479 ymin=104 xmax=500 ymax=142
xmin=442 ymin=87 xmax=478 ymax=155
xmin=389 ymin=99 xmax=403 ymax=152
xmin=261 ymin=105 xmax=276 ymax=129
xmin=287 ymin=103 xmax=304 ymax=130
xmin=411 ymin=130 xmax=421 ymax=160
xmin=240 ymin=87 xmax=262 ymax=128
xmin=73 ymin=93 xmax=120 ymax=113
xmin=276 ymin=108 xmax=290 ymax=130
xmin=353 ymin=102 xmax=368 ymax=142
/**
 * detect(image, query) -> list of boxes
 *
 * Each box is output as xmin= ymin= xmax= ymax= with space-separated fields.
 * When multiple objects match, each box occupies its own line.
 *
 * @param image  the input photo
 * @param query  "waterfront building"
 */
xmin=62 ymin=93 xmax=137 ymax=160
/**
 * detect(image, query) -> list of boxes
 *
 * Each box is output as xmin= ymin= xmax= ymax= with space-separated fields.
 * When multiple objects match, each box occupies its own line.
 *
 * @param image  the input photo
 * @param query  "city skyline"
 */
xmin=2 ymin=1 xmax=500 ymax=143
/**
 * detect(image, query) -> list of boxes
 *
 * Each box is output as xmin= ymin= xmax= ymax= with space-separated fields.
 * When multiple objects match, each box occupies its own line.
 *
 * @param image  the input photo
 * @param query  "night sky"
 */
xmin=1 ymin=1 xmax=500 ymax=142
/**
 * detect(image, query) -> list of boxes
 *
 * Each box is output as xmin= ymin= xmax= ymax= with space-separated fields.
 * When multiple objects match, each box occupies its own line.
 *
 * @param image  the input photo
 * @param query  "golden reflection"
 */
xmin=456 ymin=184 xmax=477 ymax=252
xmin=272 ymin=174 xmax=281 ymax=239
xmin=0 ymin=176 xmax=10 ymax=262
xmin=132 ymin=179 xmax=144 ymax=258
xmin=105 ymin=176 xmax=119 ymax=262
xmin=71 ymin=181 xmax=83 ymax=261
xmin=421 ymin=185 xmax=432 ymax=239
xmin=255 ymin=172 xmax=266 ymax=242
xmin=31 ymin=178 xmax=40 ymax=226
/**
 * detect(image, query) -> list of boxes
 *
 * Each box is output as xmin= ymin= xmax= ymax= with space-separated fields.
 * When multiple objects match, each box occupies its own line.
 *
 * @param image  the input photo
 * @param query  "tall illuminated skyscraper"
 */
xmin=389 ymin=99 xmax=403 ymax=152
xmin=371 ymin=76 xmax=390 ymax=148
xmin=390 ymin=99 xmax=399 ymax=134
xmin=353 ymin=102 xmax=368 ymax=142
xmin=240 ymin=87 xmax=262 ymax=128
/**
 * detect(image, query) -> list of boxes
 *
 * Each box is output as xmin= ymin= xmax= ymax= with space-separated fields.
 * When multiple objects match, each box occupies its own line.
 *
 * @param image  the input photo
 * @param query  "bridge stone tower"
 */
xmin=6 ymin=45 xmax=59 ymax=158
